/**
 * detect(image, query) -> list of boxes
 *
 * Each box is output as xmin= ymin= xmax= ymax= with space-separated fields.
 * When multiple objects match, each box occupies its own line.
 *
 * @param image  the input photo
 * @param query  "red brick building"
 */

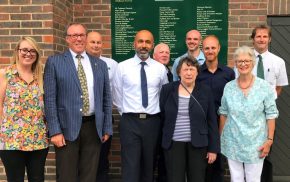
xmin=0 ymin=0 xmax=289 ymax=181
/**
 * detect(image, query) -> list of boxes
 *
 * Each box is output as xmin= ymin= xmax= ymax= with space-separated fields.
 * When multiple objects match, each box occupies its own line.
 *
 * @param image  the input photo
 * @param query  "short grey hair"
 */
xmin=233 ymin=46 xmax=256 ymax=65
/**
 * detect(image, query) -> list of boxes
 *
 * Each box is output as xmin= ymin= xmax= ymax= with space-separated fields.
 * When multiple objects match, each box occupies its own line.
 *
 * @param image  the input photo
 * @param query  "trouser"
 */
xmin=120 ymin=113 xmax=161 ymax=182
xmin=55 ymin=119 xmax=101 ymax=182
xmin=156 ymin=147 xmax=167 ymax=182
xmin=228 ymin=159 xmax=264 ymax=182
xmin=164 ymin=141 xmax=207 ymax=182
xmin=261 ymin=152 xmax=273 ymax=182
xmin=0 ymin=148 xmax=49 ymax=182
xmin=96 ymin=116 xmax=114 ymax=182
xmin=205 ymin=153 xmax=225 ymax=182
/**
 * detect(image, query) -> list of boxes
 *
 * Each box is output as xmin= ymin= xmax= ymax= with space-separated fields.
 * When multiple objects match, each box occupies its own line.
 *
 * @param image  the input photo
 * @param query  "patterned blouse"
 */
xmin=0 ymin=65 xmax=48 ymax=151
xmin=218 ymin=77 xmax=278 ymax=163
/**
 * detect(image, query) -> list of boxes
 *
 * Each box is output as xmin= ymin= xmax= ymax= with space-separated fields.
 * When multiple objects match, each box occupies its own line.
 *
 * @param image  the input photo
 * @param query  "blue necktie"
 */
xmin=257 ymin=55 xmax=264 ymax=79
xmin=140 ymin=62 xmax=148 ymax=108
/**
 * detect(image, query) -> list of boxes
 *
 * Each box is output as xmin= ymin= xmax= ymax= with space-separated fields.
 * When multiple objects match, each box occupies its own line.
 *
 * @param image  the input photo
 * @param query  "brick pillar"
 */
xmin=0 ymin=0 xmax=72 ymax=181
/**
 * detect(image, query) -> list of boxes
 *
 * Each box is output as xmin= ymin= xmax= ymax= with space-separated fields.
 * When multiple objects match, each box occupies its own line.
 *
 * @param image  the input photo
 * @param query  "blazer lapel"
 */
xmin=88 ymin=54 xmax=99 ymax=95
xmin=172 ymin=82 xmax=179 ymax=107
xmin=189 ymin=82 xmax=200 ymax=109
xmin=64 ymin=50 xmax=82 ymax=92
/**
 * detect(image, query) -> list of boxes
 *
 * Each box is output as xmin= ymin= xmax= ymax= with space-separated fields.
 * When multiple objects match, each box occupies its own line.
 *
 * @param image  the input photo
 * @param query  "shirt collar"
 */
xmin=69 ymin=49 xmax=86 ymax=59
xmin=200 ymin=62 xmax=224 ymax=72
xmin=186 ymin=50 xmax=205 ymax=64
xmin=134 ymin=54 xmax=153 ymax=66
xmin=11 ymin=64 xmax=18 ymax=75
xmin=196 ymin=51 xmax=205 ymax=61
xmin=254 ymin=49 xmax=269 ymax=58
xmin=11 ymin=64 xmax=36 ymax=81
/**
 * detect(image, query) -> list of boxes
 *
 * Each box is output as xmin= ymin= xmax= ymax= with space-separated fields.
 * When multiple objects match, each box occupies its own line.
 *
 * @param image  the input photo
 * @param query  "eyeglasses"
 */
xmin=67 ymin=34 xmax=86 ymax=40
xmin=18 ymin=48 xmax=38 ymax=56
xmin=236 ymin=60 xmax=252 ymax=65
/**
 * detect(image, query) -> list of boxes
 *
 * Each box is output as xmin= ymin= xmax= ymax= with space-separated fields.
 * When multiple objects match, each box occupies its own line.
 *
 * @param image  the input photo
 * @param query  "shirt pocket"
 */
xmin=265 ymin=67 xmax=277 ymax=86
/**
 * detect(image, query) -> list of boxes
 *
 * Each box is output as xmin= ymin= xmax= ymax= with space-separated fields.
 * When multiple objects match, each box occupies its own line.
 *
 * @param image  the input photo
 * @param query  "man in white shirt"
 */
xmin=172 ymin=29 xmax=205 ymax=81
xmin=251 ymin=25 xmax=288 ymax=98
xmin=113 ymin=30 xmax=168 ymax=182
xmin=251 ymin=24 xmax=288 ymax=182
xmin=86 ymin=31 xmax=118 ymax=182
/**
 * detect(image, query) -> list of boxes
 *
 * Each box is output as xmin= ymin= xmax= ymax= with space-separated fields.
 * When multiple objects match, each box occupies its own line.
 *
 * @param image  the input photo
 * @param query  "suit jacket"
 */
xmin=44 ymin=50 xmax=112 ymax=141
xmin=159 ymin=81 xmax=220 ymax=153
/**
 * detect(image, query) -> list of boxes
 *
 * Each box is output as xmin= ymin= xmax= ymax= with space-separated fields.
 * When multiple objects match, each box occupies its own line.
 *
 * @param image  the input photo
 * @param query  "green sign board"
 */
xmin=111 ymin=0 xmax=228 ymax=65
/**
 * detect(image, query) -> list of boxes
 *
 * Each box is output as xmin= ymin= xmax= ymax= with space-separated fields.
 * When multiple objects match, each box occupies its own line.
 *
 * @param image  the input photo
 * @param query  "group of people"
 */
xmin=0 ymin=22 xmax=288 ymax=182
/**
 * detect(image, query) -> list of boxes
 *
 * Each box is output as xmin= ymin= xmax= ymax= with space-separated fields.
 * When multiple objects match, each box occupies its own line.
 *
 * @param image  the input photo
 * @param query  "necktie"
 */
xmin=76 ymin=55 xmax=90 ymax=115
xmin=140 ymin=62 xmax=148 ymax=108
xmin=166 ymin=65 xmax=173 ymax=82
xmin=257 ymin=55 xmax=264 ymax=79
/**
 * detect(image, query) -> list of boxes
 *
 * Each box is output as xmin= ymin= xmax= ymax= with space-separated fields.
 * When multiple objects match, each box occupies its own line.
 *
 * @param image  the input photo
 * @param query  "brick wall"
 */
xmin=52 ymin=0 xmax=73 ymax=53
xmin=0 ymin=0 xmax=54 ymax=68
xmin=0 ymin=0 xmax=290 ymax=181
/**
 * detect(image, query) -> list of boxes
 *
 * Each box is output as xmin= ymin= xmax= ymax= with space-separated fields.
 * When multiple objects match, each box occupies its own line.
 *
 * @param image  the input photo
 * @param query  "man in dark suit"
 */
xmin=44 ymin=23 xmax=112 ymax=182
xmin=153 ymin=42 xmax=171 ymax=182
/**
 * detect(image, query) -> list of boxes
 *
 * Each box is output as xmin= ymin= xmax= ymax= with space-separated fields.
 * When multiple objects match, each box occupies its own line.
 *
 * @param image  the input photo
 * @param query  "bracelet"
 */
xmin=267 ymin=137 xmax=273 ymax=141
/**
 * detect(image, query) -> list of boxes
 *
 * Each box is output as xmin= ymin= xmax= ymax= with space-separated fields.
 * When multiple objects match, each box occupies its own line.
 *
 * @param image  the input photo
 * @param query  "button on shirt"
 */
xmin=113 ymin=55 xmax=168 ymax=114
xmin=70 ymin=50 xmax=95 ymax=115
xmin=172 ymin=51 xmax=205 ymax=81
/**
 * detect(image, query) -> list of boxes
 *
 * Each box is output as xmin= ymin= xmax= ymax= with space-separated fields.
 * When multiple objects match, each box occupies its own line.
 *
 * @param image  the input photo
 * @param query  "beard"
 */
xmin=136 ymin=49 xmax=150 ymax=60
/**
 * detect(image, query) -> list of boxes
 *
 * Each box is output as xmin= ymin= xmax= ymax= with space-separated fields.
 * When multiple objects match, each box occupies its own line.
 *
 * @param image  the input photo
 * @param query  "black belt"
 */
xmin=82 ymin=115 xmax=95 ymax=123
xmin=124 ymin=113 xmax=160 ymax=119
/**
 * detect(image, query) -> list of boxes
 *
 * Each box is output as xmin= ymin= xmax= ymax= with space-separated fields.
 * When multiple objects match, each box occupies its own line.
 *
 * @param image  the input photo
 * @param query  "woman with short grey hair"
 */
xmin=219 ymin=46 xmax=278 ymax=182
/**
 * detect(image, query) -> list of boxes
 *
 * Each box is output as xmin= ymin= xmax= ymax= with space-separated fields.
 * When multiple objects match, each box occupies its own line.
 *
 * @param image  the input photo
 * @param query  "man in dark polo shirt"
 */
xmin=197 ymin=35 xmax=235 ymax=182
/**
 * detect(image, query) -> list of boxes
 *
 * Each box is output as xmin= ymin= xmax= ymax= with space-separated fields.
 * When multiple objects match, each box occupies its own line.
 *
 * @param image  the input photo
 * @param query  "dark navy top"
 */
xmin=197 ymin=63 xmax=235 ymax=112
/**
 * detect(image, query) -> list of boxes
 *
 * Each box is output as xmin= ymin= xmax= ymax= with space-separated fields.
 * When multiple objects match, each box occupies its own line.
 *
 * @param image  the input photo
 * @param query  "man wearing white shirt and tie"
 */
xmin=250 ymin=25 xmax=288 ymax=182
xmin=251 ymin=25 xmax=288 ymax=98
xmin=113 ymin=30 xmax=168 ymax=182
xmin=234 ymin=25 xmax=289 ymax=98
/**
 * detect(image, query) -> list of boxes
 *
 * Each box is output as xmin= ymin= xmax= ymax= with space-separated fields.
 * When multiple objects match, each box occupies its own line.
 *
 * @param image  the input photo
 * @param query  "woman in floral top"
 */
xmin=0 ymin=37 xmax=49 ymax=182
xmin=219 ymin=46 xmax=278 ymax=182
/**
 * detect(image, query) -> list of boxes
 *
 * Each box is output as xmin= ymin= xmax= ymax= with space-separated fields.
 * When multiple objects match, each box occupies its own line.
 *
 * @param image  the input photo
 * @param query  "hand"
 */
xmin=102 ymin=134 xmax=110 ymax=143
xmin=207 ymin=152 xmax=217 ymax=164
xmin=258 ymin=140 xmax=273 ymax=158
xmin=50 ymin=134 xmax=66 ymax=148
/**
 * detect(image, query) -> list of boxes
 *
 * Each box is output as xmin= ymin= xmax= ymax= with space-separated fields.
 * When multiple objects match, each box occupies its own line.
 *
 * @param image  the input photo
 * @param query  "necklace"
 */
xmin=238 ymin=75 xmax=254 ymax=90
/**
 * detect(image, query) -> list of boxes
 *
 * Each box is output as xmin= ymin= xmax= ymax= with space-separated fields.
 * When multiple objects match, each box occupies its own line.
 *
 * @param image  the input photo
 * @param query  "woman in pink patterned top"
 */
xmin=0 ymin=37 xmax=49 ymax=182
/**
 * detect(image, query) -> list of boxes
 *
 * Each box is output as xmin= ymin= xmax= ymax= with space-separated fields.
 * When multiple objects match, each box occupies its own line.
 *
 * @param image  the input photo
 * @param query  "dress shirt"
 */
xmin=100 ymin=55 xmax=118 ymax=92
xmin=172 ymin=51 xmax=205 ymax=81
xmin=197 ymin=63 xmax=235 ymax=112
xmin=234 ymin=50 xmax=288 ymax=98
xmin=113 ymin=55 xmax=168 ymax=114
xmin=70 ymin=49 xmax=95 ymax=115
